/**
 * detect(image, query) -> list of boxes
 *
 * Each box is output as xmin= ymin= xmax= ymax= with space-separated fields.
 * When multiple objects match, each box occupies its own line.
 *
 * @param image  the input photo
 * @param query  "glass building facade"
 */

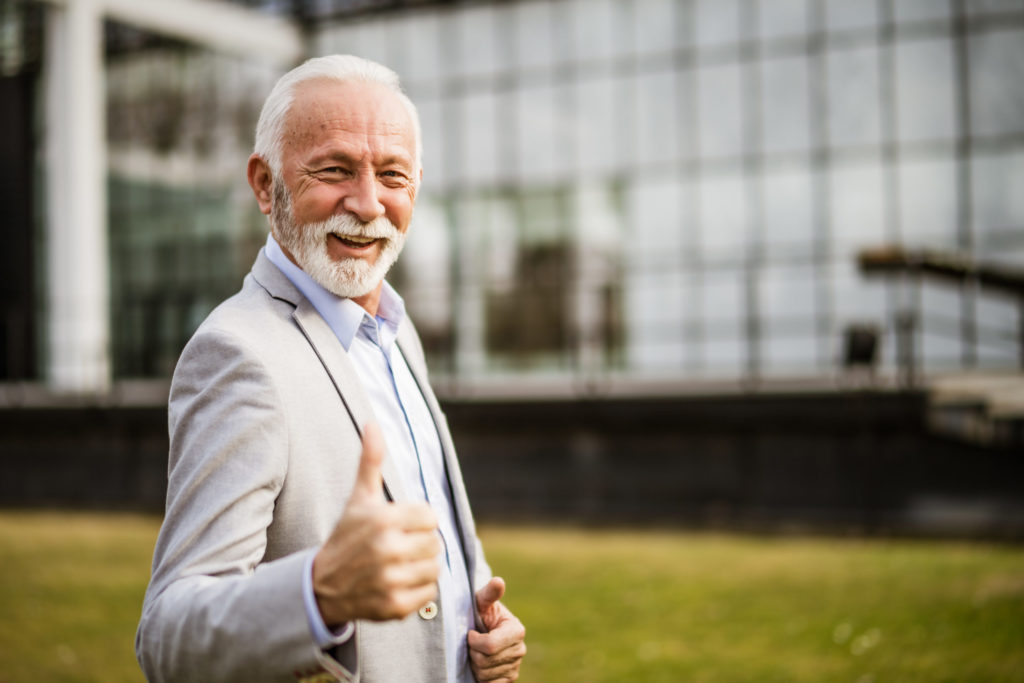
xmin=6 ymin=0 xmax=1024 ymax=391
xmin=314 ymin=0 xmax=1024 ymax=388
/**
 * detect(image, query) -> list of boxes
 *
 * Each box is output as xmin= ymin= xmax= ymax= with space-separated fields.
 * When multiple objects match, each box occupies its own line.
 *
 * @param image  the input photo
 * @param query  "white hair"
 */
xmin=253 ymin=54 xmax=422 ymax=175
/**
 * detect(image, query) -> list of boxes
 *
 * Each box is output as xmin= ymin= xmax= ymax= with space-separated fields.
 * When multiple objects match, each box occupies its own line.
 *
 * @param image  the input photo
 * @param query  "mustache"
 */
xmin=308 ymin=213 xmax=399 ymax=241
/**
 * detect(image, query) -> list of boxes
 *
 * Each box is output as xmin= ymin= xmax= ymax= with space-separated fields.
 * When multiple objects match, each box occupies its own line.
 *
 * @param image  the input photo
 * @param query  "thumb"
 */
xmin=476 ymin=576 xmax=506 ymax=613
xmin=348 ymin=422 xmax=387 ymax=505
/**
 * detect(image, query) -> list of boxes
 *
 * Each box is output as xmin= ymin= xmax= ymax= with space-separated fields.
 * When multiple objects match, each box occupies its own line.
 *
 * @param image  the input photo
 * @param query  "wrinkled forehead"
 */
xmin=283 ymin=78 xmax=415 ymax=158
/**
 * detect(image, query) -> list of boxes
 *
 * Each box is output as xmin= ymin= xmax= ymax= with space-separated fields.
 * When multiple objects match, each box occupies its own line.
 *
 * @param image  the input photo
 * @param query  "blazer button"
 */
xmin=418 ymin=601 xmax=439 ymax=620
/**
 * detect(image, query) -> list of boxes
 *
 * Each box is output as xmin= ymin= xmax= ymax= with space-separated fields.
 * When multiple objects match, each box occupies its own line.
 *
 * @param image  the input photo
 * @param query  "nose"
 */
xmin=342 ymin=172 xmax=386 ymax=223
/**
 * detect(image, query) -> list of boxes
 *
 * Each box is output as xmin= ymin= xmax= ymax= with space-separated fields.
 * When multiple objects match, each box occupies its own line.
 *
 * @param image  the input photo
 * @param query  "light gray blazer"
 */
xmin=136 ymin=249 xmax=490 ymax=683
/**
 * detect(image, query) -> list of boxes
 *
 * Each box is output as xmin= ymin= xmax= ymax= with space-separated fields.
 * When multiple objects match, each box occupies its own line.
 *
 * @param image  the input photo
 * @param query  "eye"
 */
xmin=380 ymin=170 xmax=410 ymax=184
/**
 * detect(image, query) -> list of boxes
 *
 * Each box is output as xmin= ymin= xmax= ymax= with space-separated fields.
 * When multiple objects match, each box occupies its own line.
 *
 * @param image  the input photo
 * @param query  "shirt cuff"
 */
xmin=302 ymin=551 xmax=355 ymax=649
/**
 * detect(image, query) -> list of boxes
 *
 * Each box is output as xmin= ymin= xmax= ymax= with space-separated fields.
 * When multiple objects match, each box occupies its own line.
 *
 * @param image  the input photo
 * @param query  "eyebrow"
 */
xmin=309 ymin=150 xmax=414 ymax=169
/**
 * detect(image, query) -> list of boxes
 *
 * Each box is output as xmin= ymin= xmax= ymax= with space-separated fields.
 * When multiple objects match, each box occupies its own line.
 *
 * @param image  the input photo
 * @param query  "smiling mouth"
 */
xmin=330 ymin=233 xmax=381 ymax=249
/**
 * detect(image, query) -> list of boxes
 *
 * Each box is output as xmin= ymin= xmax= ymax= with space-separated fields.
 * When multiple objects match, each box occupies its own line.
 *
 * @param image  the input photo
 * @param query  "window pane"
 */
xmin=700 ymin=266 xmax=745 ymax=377
xmin=831 ymin=260 xmax=887 ymax=328
xmin=400 ymin=199 xmax=451 ymax=331
xmin=703 ymin=267 xmax=744 ymax=323
xmin=972 ymin=148 xmax=1024 ymax=249
xmin=625 ymin=176 xmax=685 ymax=269
xmin=516 ymin=82 xmax=571 ymax=183
xmin=695 ymin=0 xmax=742 ymax=48
xmin=965 ymin=0 xmax=1024 ymax=18
xmin=830 ymin=160 xmax=888 ymax=258
xmin=354 ymin=20 xmax=395 ymax=72
xmin=699 ymin=173 xmax=749 ymax=256
xmin=762 ymin=164 xmax=815 ymax=253
xmin=970 ymin=28 xmax=1024 ymax=138
xmin=761 ymin=54 xmax=811 ymax=155
xmin=977 ymin=292 xmax=1020 ymax=367
xmin=390 ymin=13 xmax=442 ymax=86
xmin=825 ymin=0 xmax=879 ymax=32
xmin=921 ymin=331 xmax=962 ymax=372
xmin=894 ymin=0 xmax=954 ymax=24
xmin=624 ymin=269 xmax=686 ymax=371
xmin=635 ymin=67 xmax=680 ymax=167
xmin=418 ymin=97 xmax=447 ymax=189
xmin=896 ymin=37 xmax=957 ymax=143
xmin=898 ymin=154 xmax=959 ymax=247
xmin=459 ymin=91 xmax=498 ymax=188
xmin=515 ymin=0 xmax=555 ymax=70
xmin=761 ymin=332 xmax=818 ymax=374
xmin=574 ymin=75 xmax=617 ymax=176
xmin=453 ymin=5 xmax=500 ymax=78
xmin=758 ymin=0 xmax=809 ymax=41
xmin=697 ymin=62 xmax=743 ymax=159
xmin=572 ymin=182 xmax=623 ymax=250
xmin=570 ymin=0 xmax=614 ymax=63
xmin=827 ymin=45 xmax=882 ymax=148
xmin=760 ymin=263 xmax=817 ymax=320
xmin=483 ymin=197 xmax=519 ymax=285
xmin=633 ymin=0 xmax=677 ymax=55
xmin=920 ymin=281 xmax=963 ymax=373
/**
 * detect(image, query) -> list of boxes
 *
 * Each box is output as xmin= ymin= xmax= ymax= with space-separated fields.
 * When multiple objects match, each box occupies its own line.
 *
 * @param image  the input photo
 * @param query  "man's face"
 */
xmin=271 ymin=79 xmax=419 ymax=300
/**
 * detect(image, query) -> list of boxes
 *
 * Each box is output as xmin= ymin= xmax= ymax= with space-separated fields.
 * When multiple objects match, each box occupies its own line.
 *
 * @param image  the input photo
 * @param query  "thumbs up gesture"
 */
xmin=312 ymin=423 xmax=442 ymax=625
xmin=467 ymin=577 xmax=527 ymax=682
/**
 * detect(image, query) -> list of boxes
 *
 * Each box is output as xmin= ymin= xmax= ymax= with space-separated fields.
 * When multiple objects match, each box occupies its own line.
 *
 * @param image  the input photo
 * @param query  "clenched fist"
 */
xmin=312 ymin=422 xmax=441 ymax=625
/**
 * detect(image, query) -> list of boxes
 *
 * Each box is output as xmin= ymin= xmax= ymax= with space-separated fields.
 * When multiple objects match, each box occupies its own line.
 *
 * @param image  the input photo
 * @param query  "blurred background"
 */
xmin=1 ymin=2 xmax=1024 ymax=681
xmin=1 ymin=0 xmax=1024 ymax=531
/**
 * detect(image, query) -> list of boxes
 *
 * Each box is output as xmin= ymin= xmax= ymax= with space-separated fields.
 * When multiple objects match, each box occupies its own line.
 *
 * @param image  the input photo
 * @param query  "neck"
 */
xmin=350 ymin=283 xmax=383 ymax=317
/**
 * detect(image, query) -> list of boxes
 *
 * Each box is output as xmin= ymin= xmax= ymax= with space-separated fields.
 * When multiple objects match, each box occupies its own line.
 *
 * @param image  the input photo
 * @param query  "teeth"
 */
xmin=337 ymin=234 xmax=376 ymax=245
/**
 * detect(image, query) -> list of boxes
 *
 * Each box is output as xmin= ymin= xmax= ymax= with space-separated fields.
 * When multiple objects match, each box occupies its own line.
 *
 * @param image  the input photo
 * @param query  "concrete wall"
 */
xmin=2 ymin=390 xmax=1022 ymax=538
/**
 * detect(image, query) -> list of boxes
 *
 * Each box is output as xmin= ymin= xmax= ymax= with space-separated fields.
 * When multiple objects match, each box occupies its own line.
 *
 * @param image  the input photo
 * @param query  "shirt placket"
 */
xmin=360 ymin=317 xmax=467 ymax=682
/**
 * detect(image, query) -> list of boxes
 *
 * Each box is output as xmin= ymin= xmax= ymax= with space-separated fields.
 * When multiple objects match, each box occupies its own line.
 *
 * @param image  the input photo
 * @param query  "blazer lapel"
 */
xmin=251 ymin=249 xmax=411 ymax=504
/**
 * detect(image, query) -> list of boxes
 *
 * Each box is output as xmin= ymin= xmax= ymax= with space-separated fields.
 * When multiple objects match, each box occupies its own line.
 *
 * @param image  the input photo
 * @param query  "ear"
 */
xmin=247 ymin=154 xmax=274 ymax=215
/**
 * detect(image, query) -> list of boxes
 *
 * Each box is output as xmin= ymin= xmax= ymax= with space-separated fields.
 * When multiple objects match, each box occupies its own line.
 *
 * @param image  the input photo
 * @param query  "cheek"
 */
xmin=383 ymin=193 xmax=415 ymax=232
xmin=292 ymin=186 xmax=342 ymax=224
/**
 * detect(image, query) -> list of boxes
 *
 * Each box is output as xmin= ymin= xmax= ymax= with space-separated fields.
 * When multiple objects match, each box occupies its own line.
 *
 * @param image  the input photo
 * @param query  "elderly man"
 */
xmin=136 ymin=55 xmax=526 ymax=683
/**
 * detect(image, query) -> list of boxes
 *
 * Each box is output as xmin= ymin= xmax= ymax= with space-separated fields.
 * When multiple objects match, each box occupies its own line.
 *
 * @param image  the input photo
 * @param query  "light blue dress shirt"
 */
xmin=265 ymin=234 xmax=475 ymax=683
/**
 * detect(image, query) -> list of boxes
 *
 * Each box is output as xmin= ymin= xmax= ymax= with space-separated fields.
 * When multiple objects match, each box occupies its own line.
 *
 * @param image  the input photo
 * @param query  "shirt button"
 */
xmin=418 ymin=601 xmax=439 ymax=620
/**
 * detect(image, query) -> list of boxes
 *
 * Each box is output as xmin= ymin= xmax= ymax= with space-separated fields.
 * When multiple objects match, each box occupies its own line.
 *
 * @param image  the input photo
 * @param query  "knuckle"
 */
xmin=380 ymin=592 xmax=412 ymax=619
xmin=379 ymin=563 xmax=407 ymax=590
xmin=425 ymin=557 xmax=441 ymax=578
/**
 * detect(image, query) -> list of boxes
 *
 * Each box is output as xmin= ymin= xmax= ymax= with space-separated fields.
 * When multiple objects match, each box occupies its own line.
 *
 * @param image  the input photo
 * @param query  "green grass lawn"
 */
xmin=0 ymin=513 xmax=1021 ymax=682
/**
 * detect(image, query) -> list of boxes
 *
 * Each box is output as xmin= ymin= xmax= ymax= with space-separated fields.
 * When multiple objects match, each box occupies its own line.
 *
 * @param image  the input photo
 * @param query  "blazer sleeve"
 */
xmin=135 ymin=325 xmax=356 ymax=682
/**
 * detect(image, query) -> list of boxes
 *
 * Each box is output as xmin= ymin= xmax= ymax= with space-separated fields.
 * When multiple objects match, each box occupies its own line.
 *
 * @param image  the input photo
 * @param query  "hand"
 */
xmin=312 ymin=423 xmax=441 ymax=625
xmin=467 ymin=577 xmax=527 ymax=682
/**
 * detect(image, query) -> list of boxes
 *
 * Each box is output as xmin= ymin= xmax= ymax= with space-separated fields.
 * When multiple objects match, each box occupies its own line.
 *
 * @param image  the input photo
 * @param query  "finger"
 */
xmin=473 ymin=655 xmax=523 ymax=683
xmin=391 ymin=501 xmax=440 ymax=532
xmin=467 ymin=618 xmax=525 ymax=657
xmin=349 ymin=422 xmax=387 ymax=505
xmin=470 ymin=640 xmax=526 ymax=683
xmin=381 ymin=556 xmax=441 ymax=592
xmin=370 ymin=581 xmax=439 ymax=622
xmin=380 ymin=526 xmax=443 ymax=562
xmin=469 ymin=638 xmax=526 ymax=668
xmin=475 ymin=576 xmax=506 ymax=613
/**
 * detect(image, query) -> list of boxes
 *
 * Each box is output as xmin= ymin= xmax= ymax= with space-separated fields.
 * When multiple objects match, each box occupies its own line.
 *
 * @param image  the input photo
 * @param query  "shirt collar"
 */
xmin=264 ymin=233 xmax=406 ymax=352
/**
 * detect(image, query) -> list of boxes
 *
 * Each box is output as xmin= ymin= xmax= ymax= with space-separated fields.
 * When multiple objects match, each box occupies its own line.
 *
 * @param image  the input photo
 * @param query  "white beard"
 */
xmin=271 ymin=180 xmax=407 ymax=299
